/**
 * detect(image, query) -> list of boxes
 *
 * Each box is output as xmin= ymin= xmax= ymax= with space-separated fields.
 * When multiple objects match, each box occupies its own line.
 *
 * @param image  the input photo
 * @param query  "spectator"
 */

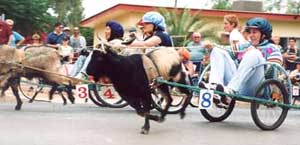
xmin=272 ymin=36 xmax=283 ymax=53
xmin=283 ymin=37 xmax=299 ymax=71
xmin=63 ymin=27 xmax=71 ymax=38
xmin=186 ymin=32 xmax=206 ymax=72
xmin=0 ymin=20 xmax=12 ymax=45
xmin=46 ymin=22 xmax=66 ymax=49
xmin=289 ymin=62 xmax=300 ymax=105
xmin=58 ymin=36 xmax=73 ymax=63
xmin=177 ymin=47 xmax=195 ymax=76
xmin=27 ymin=33 xmax=43 ymax=46
xmin=5 ymin=19 xmax=25 ymax=48
xmin=70 ymin=27 xmax=86 ymax=53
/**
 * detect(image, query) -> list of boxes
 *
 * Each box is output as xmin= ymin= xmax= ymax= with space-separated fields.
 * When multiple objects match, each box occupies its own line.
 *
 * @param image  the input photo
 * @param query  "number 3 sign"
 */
xmin=199 ymin=89 xmax=213 ymax=109
xmin=76 ymin=84 xmax=89 ymax=99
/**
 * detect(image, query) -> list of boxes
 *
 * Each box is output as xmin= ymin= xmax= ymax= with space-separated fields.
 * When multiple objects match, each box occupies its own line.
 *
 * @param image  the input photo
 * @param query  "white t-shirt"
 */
xmin=59 ymin=45 xmax=73 ymax=57
xmin=229 ymin=28 xmax=247 ymax=45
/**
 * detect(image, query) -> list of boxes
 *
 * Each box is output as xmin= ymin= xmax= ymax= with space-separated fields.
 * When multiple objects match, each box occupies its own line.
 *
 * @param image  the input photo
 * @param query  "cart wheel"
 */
xmin=151 ymin=87 xmax=188 ymax=114
xmin=200 ymin=95 xmax=235 ymax=122
xmin=19 ymin=78 xmax=46 ymax=102
xmin=251 ymin=79 xmax=289 ymax=130
xmin=89 ymin=84 xmax=128 ymax=108
xmin=88 ymin=85 xmax=106 ymax=107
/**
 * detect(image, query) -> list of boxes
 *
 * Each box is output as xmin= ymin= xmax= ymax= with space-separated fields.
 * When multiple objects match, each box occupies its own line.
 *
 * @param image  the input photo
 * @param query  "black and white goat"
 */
xmin=87 ymin=44 xmax=192 ymax=134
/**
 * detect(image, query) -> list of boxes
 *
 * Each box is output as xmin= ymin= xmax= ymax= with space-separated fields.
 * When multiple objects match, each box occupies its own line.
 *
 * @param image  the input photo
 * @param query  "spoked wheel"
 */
xmin=200 ymin=94 xmax=236 ymax=122
xmin=19 ymin=78 xmax=47 ymax=102
xmin=251 ymin=79 xmax=289 ymax=130
xmin=89 ymin=84 xmax=128 ymax=108
xmin=88 ymin=85 xmax=106 ymax=107
xmin=151 ymin=87 xmax=187 ymax=114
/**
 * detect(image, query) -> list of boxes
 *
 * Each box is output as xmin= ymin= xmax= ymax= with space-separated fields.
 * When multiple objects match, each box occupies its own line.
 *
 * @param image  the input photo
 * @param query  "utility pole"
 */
xmin=174 ymin=0 xmax=178 ymax=8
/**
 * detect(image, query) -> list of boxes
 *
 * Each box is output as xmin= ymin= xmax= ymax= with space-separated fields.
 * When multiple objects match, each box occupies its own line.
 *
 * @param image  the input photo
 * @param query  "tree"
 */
xmin=264 ymin=0 xmax=284 ymax=13
xmin=0 ymin=0 xmax=56 ymax=35
xmin=48 ymin=0 xmax=84 ymax=27
xmin=212 ymin=0 xmax=232 ymax=10
xmin=265 ymin=0 xmax=300 ymax=14
xmin=158 ymin=8 xmax=221 ymax=47
xmin=286 ymin=0 xmax=300 ymax=14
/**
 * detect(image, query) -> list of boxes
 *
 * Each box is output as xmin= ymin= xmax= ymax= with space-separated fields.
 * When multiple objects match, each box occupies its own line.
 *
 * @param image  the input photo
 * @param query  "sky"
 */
xmin=82 ymin=0 xmax=214 ymax=18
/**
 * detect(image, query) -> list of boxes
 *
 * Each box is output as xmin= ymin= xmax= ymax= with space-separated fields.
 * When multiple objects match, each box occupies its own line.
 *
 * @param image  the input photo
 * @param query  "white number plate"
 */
xmin=199 ymin=89 xmax=213 ymax=109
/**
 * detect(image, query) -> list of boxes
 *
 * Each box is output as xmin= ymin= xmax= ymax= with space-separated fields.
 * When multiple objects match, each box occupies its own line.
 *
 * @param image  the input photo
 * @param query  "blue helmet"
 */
xmin=142 ymin=11 xmax=166 ymax=31
xmin=246 ymin=17 xmax=272 ymax=39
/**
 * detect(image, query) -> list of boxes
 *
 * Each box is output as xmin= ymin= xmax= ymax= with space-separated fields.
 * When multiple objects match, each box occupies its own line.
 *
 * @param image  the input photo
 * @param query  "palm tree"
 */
xmin=157 ymin=8 xmax=221 ymax=47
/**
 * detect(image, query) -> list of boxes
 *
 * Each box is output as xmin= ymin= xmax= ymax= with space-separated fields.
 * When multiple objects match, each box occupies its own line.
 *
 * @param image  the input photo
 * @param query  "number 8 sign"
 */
xmin=199 ymin=89 xmax=213 ymax=109
xmin=76 ymin=84 xmax=89 ymax=99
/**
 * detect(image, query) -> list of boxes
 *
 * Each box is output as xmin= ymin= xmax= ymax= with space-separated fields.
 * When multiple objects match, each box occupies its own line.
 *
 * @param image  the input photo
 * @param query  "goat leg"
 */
xmin=10 ymin=78 xmax=22 ymax=110
xmin=158 ymin=84 xmax=172 ymax=121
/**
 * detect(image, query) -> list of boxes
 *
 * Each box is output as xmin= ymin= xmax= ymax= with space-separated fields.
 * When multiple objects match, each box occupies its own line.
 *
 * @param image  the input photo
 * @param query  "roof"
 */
xmin=80 ymin=3 xmax=300 ymax=27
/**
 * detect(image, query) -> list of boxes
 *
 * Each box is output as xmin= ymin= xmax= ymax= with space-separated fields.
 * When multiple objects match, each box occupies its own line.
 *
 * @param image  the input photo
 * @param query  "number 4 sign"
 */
xmin=199 ymin=89 xmax=213 ymax=109
xmin=76 ymin=84 xmax=89 ymax=99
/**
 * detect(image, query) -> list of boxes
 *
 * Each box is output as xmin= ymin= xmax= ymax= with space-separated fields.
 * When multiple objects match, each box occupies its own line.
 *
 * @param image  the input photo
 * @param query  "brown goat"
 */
xmin=0 ymin=45 xmax=75 ymax=110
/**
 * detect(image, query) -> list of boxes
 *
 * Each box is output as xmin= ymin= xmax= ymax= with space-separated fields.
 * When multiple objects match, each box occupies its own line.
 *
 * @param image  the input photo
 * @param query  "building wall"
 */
xmin=91 ymin=12 xmax=300 ymax=46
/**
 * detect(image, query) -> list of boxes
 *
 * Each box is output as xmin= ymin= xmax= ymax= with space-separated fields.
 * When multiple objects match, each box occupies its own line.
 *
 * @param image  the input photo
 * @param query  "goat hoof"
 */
xmin=140 ymin=128 xmax=149 ymax=134
xmin=15 ymin=105 xmax=21 ymax=111
xmin=180 ymin=112 xmax=186 ymax=119
xmin=159 ymin=117 xmax=165 ymax=123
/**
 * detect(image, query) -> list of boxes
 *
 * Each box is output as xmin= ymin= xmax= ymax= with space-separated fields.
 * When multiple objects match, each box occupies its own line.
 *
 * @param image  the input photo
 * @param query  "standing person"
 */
xmin=186 ymin=32 xmax=206 ymax=73
xmin=0 ymin=20 xmax=12 ymax=45
xmin=70 ymin=27 xmax=86 ymax=52
xmin=5 ymin=19 xmax=25 ymax=48
xmin=63 ymin=27 xmax=71 ymax=38
xmin=27 ymin=33 xmax=43 ymax=47
xmin=283 ymin=37 xmax=299 ymax=71
xmin=272 ymin=36 xmax=283 ymax=52
xmin=46 ymin=22 xmax=66 ymax=49
xmin=58 ymin=36 xmax=73 ymax=63
xmin=70 ymin=20 xmax=124 ymax=78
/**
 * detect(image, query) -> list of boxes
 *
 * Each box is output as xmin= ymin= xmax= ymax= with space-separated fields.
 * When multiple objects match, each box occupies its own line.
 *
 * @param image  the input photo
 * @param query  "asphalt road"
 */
xmin=0 ymin=101 xmax=299 ymax=145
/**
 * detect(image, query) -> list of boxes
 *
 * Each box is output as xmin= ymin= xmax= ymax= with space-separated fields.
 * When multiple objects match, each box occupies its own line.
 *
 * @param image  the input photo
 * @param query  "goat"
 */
xmin=0 ymin=45 xmax=75 ymax=110
xmin=87 ymin=45 xmax=192 ymax=134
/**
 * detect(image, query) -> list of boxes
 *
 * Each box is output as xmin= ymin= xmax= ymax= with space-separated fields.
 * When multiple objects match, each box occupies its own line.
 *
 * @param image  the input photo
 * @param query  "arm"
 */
xmin=7 ymin=35 xmax=13 ymax=45
xmin=14 ymin=32 xmax=25 ymax=47
xmin=129 ymin=35 xmax=161 ymax=47
xmin=81 ymin=36 xmax=87 ymax=48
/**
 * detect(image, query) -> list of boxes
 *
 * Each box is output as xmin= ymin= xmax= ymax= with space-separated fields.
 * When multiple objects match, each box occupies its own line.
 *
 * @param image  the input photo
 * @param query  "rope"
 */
xmin=0 ymin=61 xmax=113 ymax=87
xmin=156 ymin=78 xmax=300 ymax=109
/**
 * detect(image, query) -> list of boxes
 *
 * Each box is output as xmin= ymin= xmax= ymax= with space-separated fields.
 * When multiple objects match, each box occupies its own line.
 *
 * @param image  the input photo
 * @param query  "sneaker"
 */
xmin=198 ymin=82 xmax=221 ymax=105
xmin=215 ymin=84 xmax=234 ymax=105
xmin=75 ymin=72 xmax=88 ymax=80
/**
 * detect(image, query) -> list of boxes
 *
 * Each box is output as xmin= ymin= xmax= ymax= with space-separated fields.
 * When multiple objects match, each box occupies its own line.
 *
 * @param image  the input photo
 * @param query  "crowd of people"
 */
xmin=0 ymin=10 xmax=299 ymax=105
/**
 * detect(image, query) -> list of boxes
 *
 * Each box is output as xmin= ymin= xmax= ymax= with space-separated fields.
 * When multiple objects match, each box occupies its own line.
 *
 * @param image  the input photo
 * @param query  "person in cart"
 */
xmin=200 ymin=17 xmax=283 ymax=106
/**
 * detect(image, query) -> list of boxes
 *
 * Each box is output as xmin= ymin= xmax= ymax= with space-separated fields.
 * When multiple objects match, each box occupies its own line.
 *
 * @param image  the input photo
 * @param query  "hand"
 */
xmin=122 ymin=36 xmax=136 ymax=45
xmin=289 ymin=55 xmax=297 ymax=60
